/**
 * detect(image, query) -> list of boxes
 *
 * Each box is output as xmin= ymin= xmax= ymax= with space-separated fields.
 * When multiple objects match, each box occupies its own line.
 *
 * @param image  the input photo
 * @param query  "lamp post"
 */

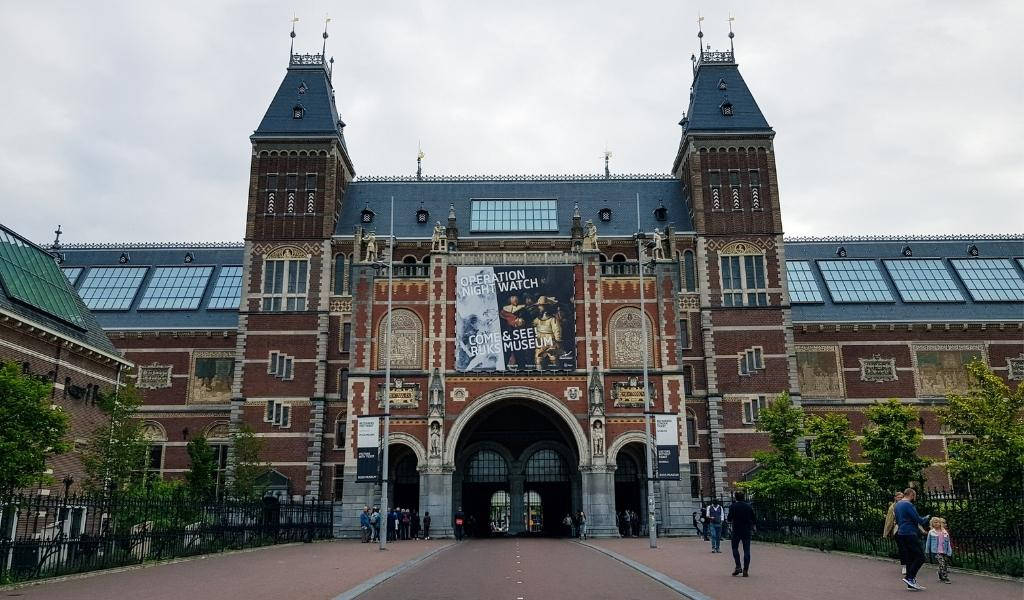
xmin=374 ymin=196 xmax=396 ymax=551
xmin=635 ymin=193 xmax=657 ymax=549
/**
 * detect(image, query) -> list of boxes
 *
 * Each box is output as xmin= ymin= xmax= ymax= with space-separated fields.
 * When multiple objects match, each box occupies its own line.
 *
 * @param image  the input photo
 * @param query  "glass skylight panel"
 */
xmin=0 ymin=227 xmax=87 ymax=327
xmin=470 ymin=199 xmax=558 ymax=232
xmin=882 ymin=259 xmax=964 ymax=302
xmin=785 ymin=260 xmax=823 ymax=303
xmin=817 ymin=260 xmax=894 ymax=303
xmin=61 ymin=267 xmax=83 ymax=285
xmin=78 ymin=267 xmax=149 ymax=310
xmin=139 ymin=266 xmax=214 ymax=310
xmin=208 ymin=266 xmax=243 ymax=309
xmin=950 ymin=259 xmax=1024 ymax=302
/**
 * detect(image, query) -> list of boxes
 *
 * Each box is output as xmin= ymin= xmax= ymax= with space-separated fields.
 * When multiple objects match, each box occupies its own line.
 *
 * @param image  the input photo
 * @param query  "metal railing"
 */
xmin=0 ymin=492 xmax=333 ymax=584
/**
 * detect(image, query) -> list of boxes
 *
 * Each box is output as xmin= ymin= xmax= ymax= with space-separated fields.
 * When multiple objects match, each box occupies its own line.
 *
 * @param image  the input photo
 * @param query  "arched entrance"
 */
xmin=452 ymin=399 xmax=583 ymax=537
xmin=613 ymin=441 xmax=649 ymax=537
xmin=388 ymin=444 xmax=420 ymax=511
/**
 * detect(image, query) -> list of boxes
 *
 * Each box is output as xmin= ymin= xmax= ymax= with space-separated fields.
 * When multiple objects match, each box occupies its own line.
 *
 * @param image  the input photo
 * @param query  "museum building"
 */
xmin=51 ymin=36 xmax=1024 ymax=537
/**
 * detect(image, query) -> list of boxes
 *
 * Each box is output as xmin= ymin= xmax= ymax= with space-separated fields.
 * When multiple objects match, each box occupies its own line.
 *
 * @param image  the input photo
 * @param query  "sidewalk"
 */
xmin=585 ymin=537 xmax=1022 ymax=600
xmin=8 ymin=539 xmax=452 ymax=600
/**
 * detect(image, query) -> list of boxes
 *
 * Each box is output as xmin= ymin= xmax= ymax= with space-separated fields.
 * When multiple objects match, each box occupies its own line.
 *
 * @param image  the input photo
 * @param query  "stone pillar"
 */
xmin=508 ymin=474 xmax=526 ymax=535
xmin=581 ymin=466 xmax=619 ymax=537
xmin=657 ymin=470 xmax=698 ymax=536
xmin=334 ymin=472 xmax=381 ymax=538
xmin=419 ymin=469 xmax=454 ymax=538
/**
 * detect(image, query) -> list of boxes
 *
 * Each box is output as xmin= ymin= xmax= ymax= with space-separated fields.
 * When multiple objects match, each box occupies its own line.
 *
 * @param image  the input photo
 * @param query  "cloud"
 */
xmin=0 ymin=0 xmax=1020 ymax=243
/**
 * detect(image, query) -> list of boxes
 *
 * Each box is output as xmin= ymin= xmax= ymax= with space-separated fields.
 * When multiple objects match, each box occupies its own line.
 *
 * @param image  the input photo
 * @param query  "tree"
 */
xmin=862 ymin=398 xmax=931 ymax=494
xmin=940 ymin=360 xmax=1024 ymax=496
xmin=0 ymin=362 xmax=70 ymax=493
xmin=185 ymin=436 xmax=217 ymax=501
xmin=80 ymin=384 xmax=148 ymax=493
xmin=228 ymin=425 xmax=269 ymax=499
xmin=805 ymin=412 xmax=873 ymax=497
xmin=740 ymin=392 xmax=811 ymax=497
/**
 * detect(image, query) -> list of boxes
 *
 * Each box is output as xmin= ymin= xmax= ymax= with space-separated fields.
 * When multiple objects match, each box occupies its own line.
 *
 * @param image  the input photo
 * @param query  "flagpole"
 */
xmin=636 ymin=193 xmax=657 ymax=549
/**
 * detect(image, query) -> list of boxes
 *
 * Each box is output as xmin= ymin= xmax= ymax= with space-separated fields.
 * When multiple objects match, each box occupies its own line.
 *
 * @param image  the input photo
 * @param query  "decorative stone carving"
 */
xmin=912 ymin=344 xmax=986 ymax=397
xmin=187 ymin=351 xmax=235 ymax=404
xmin=611 ymin=378 xmax=657 ymax=408
xmin=650 ymin=228 xmax=666 ymax=260
xmin=364 ymin=232 xmax=378 ymax=263
xmin=429 ymin=421 xmax=442 ymax=457
xmin=450 ymin=387 xmax=468 ymax=402
xmin=859 ymin=355 xmax=898 ymax=383
xmin=431 ymin=222 xmax=447 ymax=252
xmin=136 ymin=364 xmax=172 ymax=390
xmin=609 ymin=308 xmax=653 ymax=368
xmin=1008 ymin=354 xmax=1024 ymax=381
xmin=591 ymin=420 xmax=605 ymax=457
xmin=678 ymin=295 xmax=700 ymax=312
xmin=582 ymin=220 xmax=599 ymax=251
xmin=329 ymin=297 xmax=352 ymax=312
xmin=564 ymin=387 xmax=582 ymax=402
xmin=377 ymin=309 xmax=422 ymax=369
xmin=796 ymin=345 xmax=845 ymax=398
xmin=376 ymin=380 xmax=420 ymax=409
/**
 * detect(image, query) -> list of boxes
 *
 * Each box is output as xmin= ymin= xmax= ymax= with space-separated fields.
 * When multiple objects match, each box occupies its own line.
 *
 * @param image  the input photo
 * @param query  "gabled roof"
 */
xmin=681 ymin=54 xmax=772 ymax=135
xmin=252 ymin=54 xmax=347 ymax=147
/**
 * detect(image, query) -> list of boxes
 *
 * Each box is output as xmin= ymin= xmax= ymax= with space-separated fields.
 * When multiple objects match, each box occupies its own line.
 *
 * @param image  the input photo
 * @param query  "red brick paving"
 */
xmin=6 ymin=539 xmax=450 ymax=600
xmin=358 ymin=538 xmax=683 ymax=600
xmin=588 ymin=537 xmax=1022 ymax=600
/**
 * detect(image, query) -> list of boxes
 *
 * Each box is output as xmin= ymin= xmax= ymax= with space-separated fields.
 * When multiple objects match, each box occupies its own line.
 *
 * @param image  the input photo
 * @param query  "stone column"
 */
xmin=335 ymin=473 xmax=380 ymax=539
xmin=419 ymin=468 xmax=454 ymax=538
xmin=508 ymin=474 xmax=526 ymax=535
xmin=581 ymin=466 xmax=619 ymax=537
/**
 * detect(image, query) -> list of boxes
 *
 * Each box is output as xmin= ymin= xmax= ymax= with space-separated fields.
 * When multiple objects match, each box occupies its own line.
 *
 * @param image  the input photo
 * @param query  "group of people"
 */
xmin=561 ymin=511 xmax=588 ymax=539
xmin=359 ymin=506 xmax=432 ymax=543
xmin=616 ymin=509 xmax=643 ymax=537
xmin=884 ymin=488 xmax=954 ymax=590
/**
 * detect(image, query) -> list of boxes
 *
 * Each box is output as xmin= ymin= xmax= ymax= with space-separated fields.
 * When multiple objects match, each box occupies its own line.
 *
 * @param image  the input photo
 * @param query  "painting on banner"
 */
xmin=454 ymin=266 xmax=576 ymax=372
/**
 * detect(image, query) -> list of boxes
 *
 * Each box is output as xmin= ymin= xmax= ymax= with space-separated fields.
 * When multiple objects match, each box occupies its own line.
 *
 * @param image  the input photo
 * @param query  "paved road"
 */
xmin=359 ymin=538 xmax=684 ymax=600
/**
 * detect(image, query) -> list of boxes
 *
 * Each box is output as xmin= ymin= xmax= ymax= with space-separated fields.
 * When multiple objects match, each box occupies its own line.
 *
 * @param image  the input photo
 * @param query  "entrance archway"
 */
xmin=613 ymin=441 xmax=649 ymax=537
xmin=388 ymin=444 xmax=420 ymax=511
xmin=452 ymin=399 xmax=583 ymax=536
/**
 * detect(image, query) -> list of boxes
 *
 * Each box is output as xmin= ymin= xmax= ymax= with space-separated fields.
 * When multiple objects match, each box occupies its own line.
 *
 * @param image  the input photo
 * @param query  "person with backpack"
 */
xmin=706 ymin=498 xmax=724 ymax=553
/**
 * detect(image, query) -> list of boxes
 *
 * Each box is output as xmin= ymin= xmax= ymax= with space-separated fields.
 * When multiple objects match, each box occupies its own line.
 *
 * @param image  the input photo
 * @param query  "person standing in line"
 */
xmin=371 ymin=507 xmax=381 ymax=542
xmin=386 ymin=508 xmax=397 ymax=542
xmin=359 ymin=506 xmax=371 ymax=543
xmin=727 ymin=490 xmax=756 ymax=577
xmin=423 ymin=511 xmax=431 ymax=540
xmin=578 ymin=510 xmax=588 ymax=540
xmin=883 ymin=491 xmax=906 ymax=574
xmin=401 ymin=509 xmax=411 ymax=540
xmin=412 ymin=510 xmax=421 ymax=540
xmin=454 ymin=506 xmax=465 ymax=541
xmin=706 ymin=498 xmax=724 ymax=553
xmin=700 ymin=500 xmax=710 ymax=541
xmin=894 ymin=488 xmax=931 ymax=591
xmin=926 ymin=517 xmax=953 ymax=584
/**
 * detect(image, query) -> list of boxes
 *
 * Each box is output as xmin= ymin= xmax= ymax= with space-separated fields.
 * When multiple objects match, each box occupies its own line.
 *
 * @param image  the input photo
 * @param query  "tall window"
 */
xmin=742 ymin=396 xmax=768 ymax=425
xmin=683 ymin=365 xmax=694 ymax=396
xmin=525 ymin=449 xmax=568 ymax=482
xmin=683 ymin=250 xmax=696 ymax=292
xmin=466 ymin=450 xmax=508 ymax=483
xmin=262 ymin=258 xmax=307 ymax=311
xmin=689 ymin=461 xmax=701 ymax=498
xmin=686 ymin=410 xmax=698 ymax=447
xmin=678 ymin=318 xmax=691 ymax=349
xmin=333 ymin=254 xmax=346 ymax=295
xmin=720 ymin=253 xmax=767 ymax=307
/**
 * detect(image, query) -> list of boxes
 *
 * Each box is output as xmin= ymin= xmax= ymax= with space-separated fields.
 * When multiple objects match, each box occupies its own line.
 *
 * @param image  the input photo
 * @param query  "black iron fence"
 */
xmin=0 ymin=492 xmax=333 ymax=584
xmin=745 ymin=489 xmax=1023 ymax=577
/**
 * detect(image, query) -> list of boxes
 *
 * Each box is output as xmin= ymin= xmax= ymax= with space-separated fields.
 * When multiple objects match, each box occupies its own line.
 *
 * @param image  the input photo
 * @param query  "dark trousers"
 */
xmin=455 ymin=525 xmax=464 ymax=540
xmin=731 ymin=533 xmax=751 ymax=571
xmin=897 ymin=535 xmax=925 ymax=580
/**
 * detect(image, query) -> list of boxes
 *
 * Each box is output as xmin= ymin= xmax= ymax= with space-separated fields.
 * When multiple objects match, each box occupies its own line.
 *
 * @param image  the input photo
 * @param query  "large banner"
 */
xmin=455 ymin=266 xmax=576 ymax=372
xmin=356 ymin=417 xmax=381 ymax=483
xmin=654 ymin=414 xmax=681 ymax=480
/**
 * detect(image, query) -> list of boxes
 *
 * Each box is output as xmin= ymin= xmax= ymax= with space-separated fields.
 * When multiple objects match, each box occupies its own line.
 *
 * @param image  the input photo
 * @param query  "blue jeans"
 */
xmin=709 ymin=523 xmax=722 ymax=551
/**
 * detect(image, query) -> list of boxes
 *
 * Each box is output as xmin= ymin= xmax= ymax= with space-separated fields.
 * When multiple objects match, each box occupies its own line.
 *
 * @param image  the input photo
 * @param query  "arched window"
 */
xmin=466 ymin=450 xmax=508 ymax=483
xmin=333 ymin=253 xmax=345 ymax=295
xmin=377 ymin=309 xmax=423 ymax=369
xmin=683 ymin=365 xmax=695 ymax=396
xmin=608 ymin=307 xmax=655 ymax=368
xmin=402 ymin=255 xmax=417 ymax=264
xmin=683 ymin=250 xmax=696 ymax=292
xmin=393 ymin=454 xmax=419 ymax=484
xmin=334 ymin=415 xmax=347 ymax=450
xmin=686 ymin=409 xmax=698 ymax=447
xmin=490 ymin=491 xmax=511 ymax=533
xmin=525 ymin=449 xmax=568 ymax=482
xmin=615 ymin=453 xmax=641 ymax=483
xmin=612 ymin=254 xmax=627 ymax=263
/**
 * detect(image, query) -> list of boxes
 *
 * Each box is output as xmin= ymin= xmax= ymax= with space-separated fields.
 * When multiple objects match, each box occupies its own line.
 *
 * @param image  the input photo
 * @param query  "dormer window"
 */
xmin=598 ymin=208 xmax=612 ymax=222
xmin=293 ymin=104 xmax=304 ymax=119
xmin=361 ymin=207 xmax=375 ymax=223
xmin=653 ymin=203 xmax=668 ymax=222
xmin=297 ymin=82 xmax=307 ymax=95
xmin=718 ymin=78 xmax=727 ymax=91
xmin=416 ymin=207 xmax=429 ymax=223
xmin=720 ymin=101 xmax=734 ymax=116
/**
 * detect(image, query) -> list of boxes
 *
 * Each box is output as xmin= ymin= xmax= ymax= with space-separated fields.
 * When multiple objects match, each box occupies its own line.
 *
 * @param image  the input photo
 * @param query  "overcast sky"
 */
xmin=1 ymin=1 xmax=1021 ymax=244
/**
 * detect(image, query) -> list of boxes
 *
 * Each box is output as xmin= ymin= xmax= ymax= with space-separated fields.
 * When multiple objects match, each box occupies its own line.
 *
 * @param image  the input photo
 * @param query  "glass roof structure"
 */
xmin=470 ymin=199 xmax=558 ymax=232
xmin=138 ymin=266 xmax=214 ymax=310
xmin=882 ymin=259 xmax=964 ymax=303
xmin=78 ymin=266 xmax=149 ymax=310
xmin=207 ymin=266 xmax=243 ymax=309
xmin=950 ymin=259 xmax=1024 ymax=302
xmin=0 ymin=227 xmax=87 ymax=328
xmin=785 ymin=260 xmax=823 ymax=303
xmin=61 ymin=267 xmax=83 ymax=285
xmin=817 ymin=260 xmax=894 ymax=303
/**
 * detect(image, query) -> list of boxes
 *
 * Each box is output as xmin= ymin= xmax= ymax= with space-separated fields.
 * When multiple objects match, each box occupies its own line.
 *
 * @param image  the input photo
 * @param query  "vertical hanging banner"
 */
xmin=654 ymin=414 xmax=680 ymax=480
xmin=356 ymin=416 xmax=381 ymax=483
xmin=454 ymin=266 xmax=576 ymax=372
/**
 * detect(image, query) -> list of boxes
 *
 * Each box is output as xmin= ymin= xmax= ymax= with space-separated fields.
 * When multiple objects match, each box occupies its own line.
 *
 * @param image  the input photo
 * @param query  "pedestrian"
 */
xmin=926 ymin=517 xmax=953 ymax=584
xmin=386 ymin=508 xmax=397 ymax=542
xmin=631 ymin=510 xmax=640 ymax=537
xmin=700 ymin=500 xmax=710 ymax=541
xmin=359 ymin=506 xmax=371 ymax=543
xmin=894 ymin=488 xmax=931 ymax=591
xmin=578 ymin=510 xmax=588 ymax=540
xmin=401 ymin=509 xmax=411 ymax=540
xmin=706 ymin=498 xmax=724 ymax=553
xmin=727 ymin=490 xmax=756 ymax=577
xmin=371 ymin=507 xmax=381 ymax=542
xmin=454 ymin=506 xmax=465 ymax=541
xmin=883 ymin=491 xmax=906 ymax=574
xmin=423 ymin=511 xmax=432 ymax=540
xmin=412 ymin=510 xmax=421 ymax=540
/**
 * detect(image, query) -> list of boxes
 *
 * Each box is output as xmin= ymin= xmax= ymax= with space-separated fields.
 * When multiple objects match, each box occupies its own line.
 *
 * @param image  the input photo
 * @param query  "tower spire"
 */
xmin=602 ymin=147 xmax=612 ymax=179
xmin=322 ymin=15 xmax=331 ymax=56
xmin=417 ymin=142 xmax=425 ymax=180
xmin=51 ymin=225 xmax=62 ymax=250
xmin=289 ymin=15 xmax=298 ymax=58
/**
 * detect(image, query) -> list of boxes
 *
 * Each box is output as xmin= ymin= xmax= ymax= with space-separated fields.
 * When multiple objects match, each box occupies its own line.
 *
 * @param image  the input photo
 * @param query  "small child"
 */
xmin=926 ymin=517 xmax=953 ymax=584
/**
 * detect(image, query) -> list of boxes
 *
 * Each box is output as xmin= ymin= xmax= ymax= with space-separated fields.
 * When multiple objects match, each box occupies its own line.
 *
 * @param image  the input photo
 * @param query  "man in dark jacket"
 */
xmin=453 ymin=507 xmax=465 ymax=541
xmin=894 ymin=488 xmax=930 ymax=590
xmin=727 ymin=490 xmax=756 ymax=577
xmin=359 ymin=506 xmax=371 ymax=543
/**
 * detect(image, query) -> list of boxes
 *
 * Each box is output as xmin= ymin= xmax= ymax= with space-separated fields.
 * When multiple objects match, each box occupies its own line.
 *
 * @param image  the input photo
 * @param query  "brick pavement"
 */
xmin=358 ymin=538 xmax=683 ymax=600
xmin=5 ymin=539 xmax=450 ymax=600
xmin=587 ymin=537 xmax=1022 ymax=600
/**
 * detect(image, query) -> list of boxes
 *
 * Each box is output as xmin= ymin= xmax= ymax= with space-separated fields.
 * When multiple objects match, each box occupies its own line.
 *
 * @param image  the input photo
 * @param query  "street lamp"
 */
xmin=371 ymin=196 xmax=396 ymax=551
xmin=634 ymin=193 xmax=658 ymax=549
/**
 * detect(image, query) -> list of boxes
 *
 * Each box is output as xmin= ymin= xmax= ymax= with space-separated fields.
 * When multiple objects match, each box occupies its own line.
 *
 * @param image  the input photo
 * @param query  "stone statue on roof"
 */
xmin=582 ymin=220 xmax=599 ymax=251
xmin=364 ymin=232 xmax=378 ymax=263
xmin=651 ymin=228 xmax=666 ymax=260
xmin=432 ymin=221 xmax=447 ymax=252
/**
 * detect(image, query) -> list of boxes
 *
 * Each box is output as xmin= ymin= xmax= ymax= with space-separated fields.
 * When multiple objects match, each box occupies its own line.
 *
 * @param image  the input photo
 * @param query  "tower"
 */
xmin=231 ymin=28 xmax=355 ymax=498
xmin=673 ymin=31 xmax=798 ymax=499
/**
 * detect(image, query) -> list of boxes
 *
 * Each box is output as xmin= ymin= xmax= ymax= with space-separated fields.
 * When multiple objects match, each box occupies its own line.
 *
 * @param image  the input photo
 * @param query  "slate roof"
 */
xmin=253 ymin=55 xmax=346 ymax=147
xmin=0 ymin=225 xmax=123 ymax=359
xmin=682 ymin=58 xmax=772 ymax=134
xmin=786 ymin=237 xmax=1024 ymax=323
xmin=337 ymin=177 xmax=693 ymax=238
